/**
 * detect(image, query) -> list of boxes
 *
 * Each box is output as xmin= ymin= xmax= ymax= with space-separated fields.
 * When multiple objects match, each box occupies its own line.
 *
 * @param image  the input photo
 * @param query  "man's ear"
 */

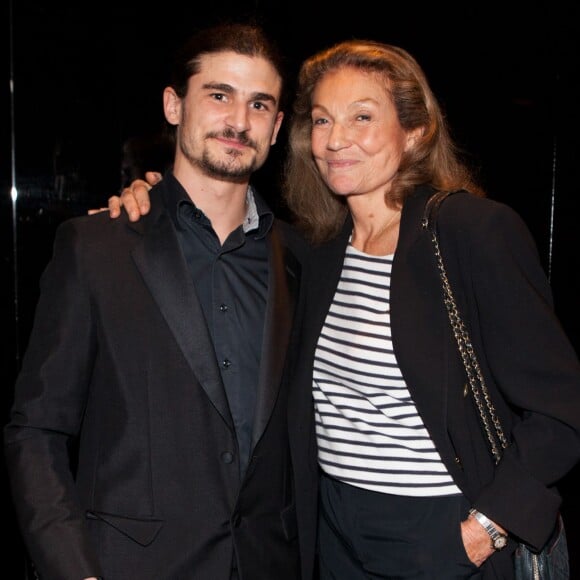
xmin=163 ymin=87 xmax=181 ymax=126
xmin=270 ymin=111 xmax=284 ymax=146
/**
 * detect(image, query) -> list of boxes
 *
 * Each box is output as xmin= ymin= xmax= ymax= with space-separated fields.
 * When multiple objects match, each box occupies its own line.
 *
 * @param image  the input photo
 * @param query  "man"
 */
xmin=4 ymin=23 xmax=314 ymax=580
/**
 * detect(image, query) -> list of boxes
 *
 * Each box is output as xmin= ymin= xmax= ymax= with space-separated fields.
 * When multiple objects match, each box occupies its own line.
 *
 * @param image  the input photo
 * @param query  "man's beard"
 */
xmin=180 ymin=128 xmax=260 ymax=181
xmin=200 ymin=149 xmax=256 ymax=179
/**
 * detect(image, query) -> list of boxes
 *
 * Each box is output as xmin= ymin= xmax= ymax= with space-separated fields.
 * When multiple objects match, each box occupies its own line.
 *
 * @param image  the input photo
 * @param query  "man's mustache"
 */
xmin=208 ymin=129 xmax=257 ymax=150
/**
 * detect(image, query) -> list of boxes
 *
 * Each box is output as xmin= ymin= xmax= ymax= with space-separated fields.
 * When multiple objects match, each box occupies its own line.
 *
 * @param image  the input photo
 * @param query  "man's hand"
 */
xmin=109 ymin=171 xmax=162 ymax=221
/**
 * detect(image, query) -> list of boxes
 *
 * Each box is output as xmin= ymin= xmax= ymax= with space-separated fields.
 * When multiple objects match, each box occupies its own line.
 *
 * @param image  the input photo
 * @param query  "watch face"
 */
xmin=494 ymin=536 xmax=507 ymax=549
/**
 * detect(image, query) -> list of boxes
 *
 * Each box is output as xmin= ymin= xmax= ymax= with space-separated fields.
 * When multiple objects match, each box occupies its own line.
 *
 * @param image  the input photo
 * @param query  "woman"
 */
xmin=110 ymin=40 xmax=580 ymax=579
xmin=283 ymin=40 xmax=580 ymax=579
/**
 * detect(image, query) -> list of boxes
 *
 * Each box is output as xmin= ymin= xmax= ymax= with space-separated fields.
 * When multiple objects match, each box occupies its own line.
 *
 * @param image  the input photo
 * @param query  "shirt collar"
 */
xmin=243 ymin=186 xmax=274 ymax=237
xmin=163 ymin=171 xmax=274 ymax=238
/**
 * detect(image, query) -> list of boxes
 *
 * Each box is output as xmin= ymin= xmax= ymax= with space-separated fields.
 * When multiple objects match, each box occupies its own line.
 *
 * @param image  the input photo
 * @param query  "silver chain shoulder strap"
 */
xmin=421 ymin=191 xmax=509 ymax=463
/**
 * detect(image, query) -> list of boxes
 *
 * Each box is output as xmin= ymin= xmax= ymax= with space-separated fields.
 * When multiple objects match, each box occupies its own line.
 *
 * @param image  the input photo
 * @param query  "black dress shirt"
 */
xmin=164 ymin=172 xmax=273 ymax=477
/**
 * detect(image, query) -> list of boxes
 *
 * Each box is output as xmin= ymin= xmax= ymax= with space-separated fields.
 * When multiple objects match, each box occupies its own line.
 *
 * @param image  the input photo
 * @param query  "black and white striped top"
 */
xmin=313 ymin=244 xmax=461 ymax=497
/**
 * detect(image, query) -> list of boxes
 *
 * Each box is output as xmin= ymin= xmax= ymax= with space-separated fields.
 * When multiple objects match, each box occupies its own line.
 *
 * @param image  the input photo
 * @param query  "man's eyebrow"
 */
xmin=203 ymin=82 xmax=235 ymax=93
xmin=202 ymin=82 xmax=277 ymax=105
xmin=252 ymin=92 xmax=277 ymax=105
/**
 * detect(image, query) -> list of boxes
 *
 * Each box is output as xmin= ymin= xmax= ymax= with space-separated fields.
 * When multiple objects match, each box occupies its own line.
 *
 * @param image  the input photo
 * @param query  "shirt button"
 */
xmin=193 ymin=210 xmax=202 ymax=219
xmin=222 ymin=359 xmax=231 ymax=369
xmin=219 ymin=304 xmax=228 ymax=312
xmin=221 ymin=451 xmax=234 ymax=464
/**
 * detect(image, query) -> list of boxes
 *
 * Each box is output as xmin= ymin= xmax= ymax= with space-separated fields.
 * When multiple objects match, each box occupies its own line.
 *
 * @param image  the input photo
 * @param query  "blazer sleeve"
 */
xmin=447 ymin=197 xmax=580 ymax=549
xmin=4 ymin=218 xmax=103 ymax=580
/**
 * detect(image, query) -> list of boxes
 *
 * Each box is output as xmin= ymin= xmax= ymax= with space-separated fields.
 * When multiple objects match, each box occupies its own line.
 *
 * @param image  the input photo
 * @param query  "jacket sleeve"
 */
xmin=452 ymin=197 xmax=580 ymax=549
xmin=4 ymin=218 xmax=103 ymax=580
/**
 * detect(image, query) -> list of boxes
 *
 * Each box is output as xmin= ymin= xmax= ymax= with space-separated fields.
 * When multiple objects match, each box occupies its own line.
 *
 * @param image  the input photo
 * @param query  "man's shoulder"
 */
xmin=53 ymin=207 xmax=136 ymax=249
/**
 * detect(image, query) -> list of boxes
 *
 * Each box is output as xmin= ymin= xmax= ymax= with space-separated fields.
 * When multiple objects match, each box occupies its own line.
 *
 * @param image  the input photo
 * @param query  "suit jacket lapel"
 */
xmin=251 ymin=225 xmax=300 ymax=447
xmin=131 ymin=207 xmax=232 ymax=429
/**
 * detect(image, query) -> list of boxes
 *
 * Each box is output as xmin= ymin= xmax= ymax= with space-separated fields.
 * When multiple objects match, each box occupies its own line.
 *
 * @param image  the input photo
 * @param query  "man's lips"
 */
xmin=212 ymin=135 xmax=255 ymax=151
xmin=216 ymin=137 xmax=246 ymax=149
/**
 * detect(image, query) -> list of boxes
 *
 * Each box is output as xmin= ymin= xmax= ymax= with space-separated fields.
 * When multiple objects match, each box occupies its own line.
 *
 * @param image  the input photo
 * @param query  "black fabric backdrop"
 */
xmin=2 ymin=1 xmax=579 ymax=577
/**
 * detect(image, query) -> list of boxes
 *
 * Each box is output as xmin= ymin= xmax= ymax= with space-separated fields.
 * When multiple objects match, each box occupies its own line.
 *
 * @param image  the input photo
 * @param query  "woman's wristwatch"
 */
xmin=468 ymin=508 xmax=508 ymax=550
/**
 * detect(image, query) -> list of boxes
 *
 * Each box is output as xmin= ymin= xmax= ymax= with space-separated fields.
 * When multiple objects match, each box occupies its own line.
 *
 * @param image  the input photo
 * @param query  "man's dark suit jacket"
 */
xmin=4 ymin=180 xmax=314 ymax=580
xmin=289 ymin=185 xmax=580 ymax=580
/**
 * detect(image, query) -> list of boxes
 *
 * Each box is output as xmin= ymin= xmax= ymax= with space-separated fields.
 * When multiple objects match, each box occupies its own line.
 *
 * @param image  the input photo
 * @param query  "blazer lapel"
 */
xmin=305 ymin=218 xmax=352 ymax=356
xmin=131 ymin=209 xmax=232 ymax=428
xmin=390 ymin=188 xmax=449 ymax=445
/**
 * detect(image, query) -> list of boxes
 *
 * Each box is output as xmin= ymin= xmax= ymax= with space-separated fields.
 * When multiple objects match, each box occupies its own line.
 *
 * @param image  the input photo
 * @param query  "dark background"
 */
xmin=2 ymin=1 xmax=579 ymax=577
